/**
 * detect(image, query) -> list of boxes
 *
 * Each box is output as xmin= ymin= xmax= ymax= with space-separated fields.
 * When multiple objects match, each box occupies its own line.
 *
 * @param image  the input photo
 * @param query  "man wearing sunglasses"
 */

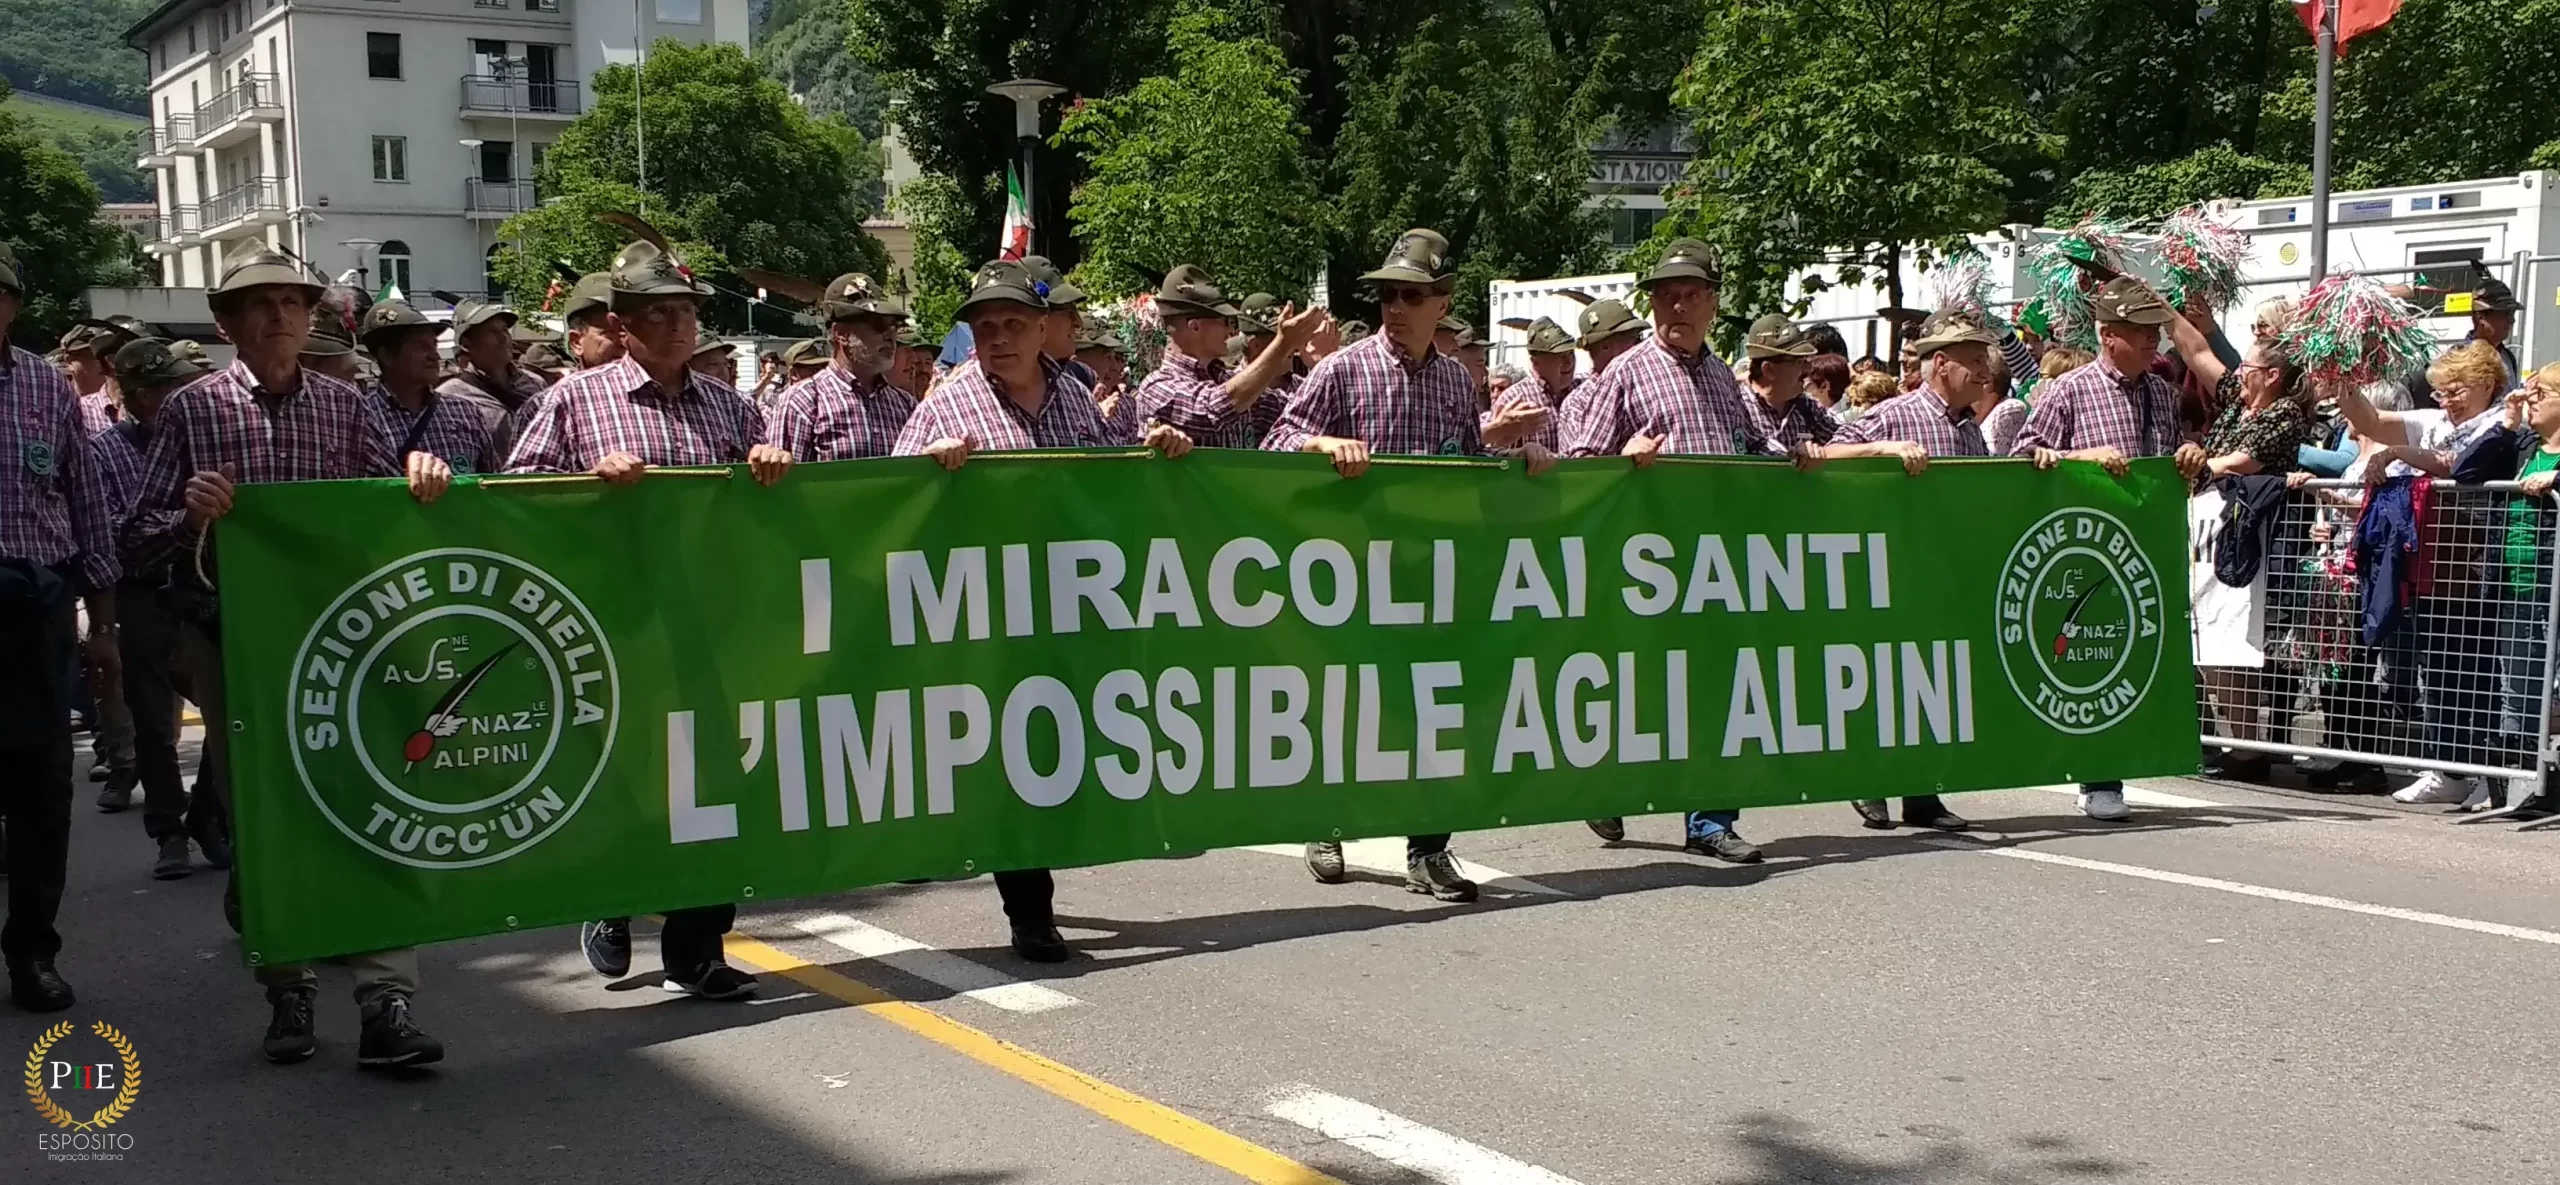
xmin=1264 ymin=227 xmax=1558 ymax=903
xmin=1563 ymin=237 xmax=1815 ymax=864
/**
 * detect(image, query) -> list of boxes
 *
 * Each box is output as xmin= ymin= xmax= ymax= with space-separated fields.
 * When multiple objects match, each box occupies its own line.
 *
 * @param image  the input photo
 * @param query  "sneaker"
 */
xmin=1403 ymin=850 xmax=1478 ymax=902
xmin=1303 ymin=841 xmax=1346 ymax=884
xmin=662 ymin=962 xmax=758 ymax=1000
xmin=263 ymin=987 xmax=319 ymax=1064
xmin=1850 ymin=800 xmax=1894 ymax=829
xmin=1009 ymin=921 xmax=1071 ymax=963
xmin=152 ymin=834 xmax=192 ymax=880
xmin=1586 ymin=817 xmax=1626 ymax=843
xmin=579 ymin=918 xmax=632 ymax=978
xmin=2077 ymin=787 xmax=2132 ymax=821
xmin=2458 ymin=781 xmax=2495 ymax=812
xmin=357 ymin=995 xmax=444 ymax=1068
xmin=97 ymin=784 xmax=134 ymax=813
xmin=2391 ymin=771 xmax=2476 ymax=805
xmin=1685 ymin=830 xmax=1764 ymax=864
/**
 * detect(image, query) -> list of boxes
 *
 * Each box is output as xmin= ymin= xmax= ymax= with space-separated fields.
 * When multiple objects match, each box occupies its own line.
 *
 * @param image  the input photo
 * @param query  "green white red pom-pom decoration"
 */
xmin=2276 ymin=271 xmax=2435 ymax=388
xmin=2024 ymin=217 xmax=2135 ymax=350
xmin=2155 ymin=205 xmax=2250 ymax=315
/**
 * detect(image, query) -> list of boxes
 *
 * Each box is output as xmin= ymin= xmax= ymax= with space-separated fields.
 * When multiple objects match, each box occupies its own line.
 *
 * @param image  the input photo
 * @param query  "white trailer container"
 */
xmin=1492 ymin=171 xmax=2559 ymax=373
xmin=1484 ymin=272 xmax=1638 ymax=375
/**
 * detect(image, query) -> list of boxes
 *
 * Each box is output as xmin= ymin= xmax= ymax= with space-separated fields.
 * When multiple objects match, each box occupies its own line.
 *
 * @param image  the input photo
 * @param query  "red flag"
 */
xmin=2295 ymin=0 xmax=2401 ymax=52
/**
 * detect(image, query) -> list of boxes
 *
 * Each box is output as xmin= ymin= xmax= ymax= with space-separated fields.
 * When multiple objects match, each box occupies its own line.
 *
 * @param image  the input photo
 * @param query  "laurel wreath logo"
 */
xmin=23 ymin=1021 xmax=142 ymax=1132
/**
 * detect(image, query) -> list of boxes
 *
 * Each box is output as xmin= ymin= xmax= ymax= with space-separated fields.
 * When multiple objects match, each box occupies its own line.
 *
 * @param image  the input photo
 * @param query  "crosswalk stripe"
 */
xmin=1264 ymin=1087 xmax=1586 ymax=1185
xmin=791 ymin=913 xmax=1084 ymax=1013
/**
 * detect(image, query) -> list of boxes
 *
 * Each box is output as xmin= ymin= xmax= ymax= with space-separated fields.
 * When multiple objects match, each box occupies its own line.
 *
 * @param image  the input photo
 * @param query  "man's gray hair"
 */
xmin=1488 ymin=364 xmax=1526 ymax=384
xmin=2360 ymin=379 xmax=2409 ymax=413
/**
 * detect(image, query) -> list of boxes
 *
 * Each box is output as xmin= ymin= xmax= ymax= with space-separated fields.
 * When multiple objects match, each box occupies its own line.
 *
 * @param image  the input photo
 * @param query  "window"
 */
xmin=187 ymin=24 xmax=197 ymax=54
xmin=371 ymin=135 xmax=408 ymax=182
xmin=479 ymin=140 xmax=513 ymax=184
xmin=378 ymin=241 xmax=412 ymax=295
xmin=486 ymin=244 xmax=508 ymax=300
xmin=655 ymin=0 xmax=701 ymax=24
xmin=367 ymin=32 xmax=401 ymax=79
xmin=158 ymin=42 xmax=168 ymax=73
xmin=2411 ymin=246 xmax=2488 ymax=302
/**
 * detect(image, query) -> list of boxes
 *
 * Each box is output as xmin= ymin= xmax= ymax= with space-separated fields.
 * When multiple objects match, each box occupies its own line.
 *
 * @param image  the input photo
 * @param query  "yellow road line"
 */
xmin=723 ymin=935 xmax=1343 ymax=1185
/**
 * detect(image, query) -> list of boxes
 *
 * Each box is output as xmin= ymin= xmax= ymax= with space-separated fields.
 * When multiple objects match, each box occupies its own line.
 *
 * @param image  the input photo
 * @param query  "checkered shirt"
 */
xmin=88 ymin=421 xmax=148 ymax=525
xmin=767 ymin=364 xmax=919 ymax=461
xmin=1741 ymin=390 xmax=1840 ymax=452
xmin=1 ymin=346 xmax=119 ymax=587
xmin=1061 ymin=357 xmax=1139 ymax=445
xmin=502 ymin=355 xmax=765 ymax=472
xmin=1560 ymin=337 xmax=1777 ymax=458
xmin=79 ymin=391 xmax=120 ymax=437
xmin=1133 ymin=347 xmax=1260 ymax=449
xmin=1261 ymin=332 xmax=1484 ymax=456
xmin=1488 ymin=373 xmax=1566 ymax=451
xmin=2007 ymin=357 xmax=2181 ymax=459
xmin=372 ymin=384 xmax=497 ymax=473
xmin=892 ymin=356 xmax=1120 ymax=455
xmin=1832 ymin=385 xmax=1988 ymax=457
xmin=125 ymin=358 xmax=394 ymax=579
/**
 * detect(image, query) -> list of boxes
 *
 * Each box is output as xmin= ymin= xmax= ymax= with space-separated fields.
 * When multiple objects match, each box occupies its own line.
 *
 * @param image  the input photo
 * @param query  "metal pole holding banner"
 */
xmin=2309 ymin=0 xmax=2339 ymax=282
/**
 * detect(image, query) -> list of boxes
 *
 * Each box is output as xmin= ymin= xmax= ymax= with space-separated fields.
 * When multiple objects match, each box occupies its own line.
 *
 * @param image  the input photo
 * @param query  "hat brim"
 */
xmin=609 ymin=285 xmax=709 ymax=310
xmin=957 ymin=287 xmax=1046 ymax=316
xmin=2097 ymin=308 xmax=2176 ymax=328
xmin=822 ymin=302 xmax=902 ymax=323
xmin=1578 ymin=319 xmax=1645 ymax=349
xmin=1912 ymin=330 xmax=2000 ymax=359
xmin=1360 ymin=267 xmax=1459 ymax=293
xmin=1745 ymin=342 xmax=1818 ymax=360
xmin=210 ymin=268 xmax=327 ymax=304
xmin=300 ymin=337 xmax=356 ymax=358
xmin=458 ymin=309 xmax=520 ymax=333
xmin=1638 ymin=265 xmax=1720 ymax=289
xmin=1158 ymin=299 xmax=1238 ymax=320
xmin=359 ymin=321 xmax=440 ymax=347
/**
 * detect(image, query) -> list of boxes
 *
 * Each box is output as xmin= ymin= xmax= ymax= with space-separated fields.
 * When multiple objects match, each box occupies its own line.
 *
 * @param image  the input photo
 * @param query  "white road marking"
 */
xmin=2024 ymin=782 xmax=2226 ymax=809
xmin=1237 ymin=839 xmax=1570 ymax=896
xmin=1926 ymin=838 xmax=2560 ymax=947
xmin=791 ymin=914 xmax=1085 ymax=1013
xmin=1265 ymin=1087 xmax=1586 ymax=1185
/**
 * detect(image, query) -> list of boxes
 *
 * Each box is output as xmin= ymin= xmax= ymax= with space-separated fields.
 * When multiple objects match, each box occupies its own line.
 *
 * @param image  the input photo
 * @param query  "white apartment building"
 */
xmin=122 ymin=0 xmax=748 ymax=308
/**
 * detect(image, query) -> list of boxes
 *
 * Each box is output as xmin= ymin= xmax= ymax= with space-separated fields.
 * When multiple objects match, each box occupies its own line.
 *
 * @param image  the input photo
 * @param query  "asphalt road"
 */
xmin=9 ymin=730 xmax=2559 ymax=1185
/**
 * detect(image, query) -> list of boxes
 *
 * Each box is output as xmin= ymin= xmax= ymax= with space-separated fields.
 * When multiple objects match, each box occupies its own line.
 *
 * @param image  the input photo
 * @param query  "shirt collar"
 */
xmin=226 ymin=357 xmax=306 ymax=403
xmin=826 ymin=360 xmax=880 ymax=397
xmin=611 ymin=354 xmax=699 ymax=403
xmin=1917 ymin=384 xmax=1975 ymax=424
xmin=1162 ymin=345 xmax=1226 ymax=379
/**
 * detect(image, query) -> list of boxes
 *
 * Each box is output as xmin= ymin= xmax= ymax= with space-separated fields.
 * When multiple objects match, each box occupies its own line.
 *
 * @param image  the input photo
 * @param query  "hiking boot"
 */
xmin=196 ymin=829 xmax=231 ymax=869
xmin=662 ymin=962 xmax=758 ymax=1001
xmin=9 ymin=960 xmax=74 ymax=1012
xmin=579 ymin=918 xmax=632 ymax=978
xmin=153 ymin=834 xmax=192 ymax=880
xmin=357 ymin=994 xmax=444 ymax=1068
xmin=1586 ymin=817 xmax=1625 ymax=843
xmin=1403 ymin=850 xmax=1478 ymax=902
xmin=1850 ymin=800 xmax=1894 ymax=829
xmin=97 ymin=784 xmax=134 ymax=812
xmin=1303 ymin=841 xmax=1346 ymax=884
xmin=1685 ymin=829 xmax=1764 ymax=864
xmin=1010 ymin=921 xmax=1071 ymax=963
xmin=263 ymin=987 xmax=319 ymax=1064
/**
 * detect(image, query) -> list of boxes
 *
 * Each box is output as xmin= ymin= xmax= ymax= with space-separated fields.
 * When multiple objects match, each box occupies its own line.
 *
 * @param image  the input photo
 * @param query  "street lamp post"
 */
xmin=461 ymin=139 xmax=486 ymax=297
xmin=340 ymin=237 xmax=381 ymax=292
xmin=986 ymin=78 xmax=1066 ymax=255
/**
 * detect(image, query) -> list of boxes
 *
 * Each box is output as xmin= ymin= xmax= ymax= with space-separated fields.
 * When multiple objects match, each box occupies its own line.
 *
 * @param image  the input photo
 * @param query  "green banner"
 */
xmin=220 ymin=451 xmax=2195 ymax=964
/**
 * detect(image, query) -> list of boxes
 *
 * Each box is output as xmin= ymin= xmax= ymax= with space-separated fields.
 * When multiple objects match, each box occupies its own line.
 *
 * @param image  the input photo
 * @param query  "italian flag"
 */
xmin=376 ymin=278 xmax=405 ymax=304
xmin=998 ymin=163 xmax=1032 ymax=261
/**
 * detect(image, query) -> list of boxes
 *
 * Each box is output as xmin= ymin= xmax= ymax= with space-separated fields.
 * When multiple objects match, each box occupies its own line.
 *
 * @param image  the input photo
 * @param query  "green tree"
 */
xmin=2258 ymin=0 xmax=2560 ymax=190
xmin=0 ymin=79 xmax=136 ymax=347
xmin=757 ymin=0 xmax=890 ymax=136
xmin=0 ymin=0 xmax=156 ymax=113
xmin=1669 ymin=0 xmax=2042 ymax=348
xmin=2048 ymin=142 xmax=2310 ymax=224
xmin=492 ymin=40 xmax=886 ymax=330
xmin=893 ymin=172 xmax=979 ymax=342
xmin=1057 ymin=9 xmax=1325 ymax=300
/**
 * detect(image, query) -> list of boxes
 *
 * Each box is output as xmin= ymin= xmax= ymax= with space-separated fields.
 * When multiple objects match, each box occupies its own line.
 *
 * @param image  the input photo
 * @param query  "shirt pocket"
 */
xmin=0 ymin=399 xmax=63 ymax=493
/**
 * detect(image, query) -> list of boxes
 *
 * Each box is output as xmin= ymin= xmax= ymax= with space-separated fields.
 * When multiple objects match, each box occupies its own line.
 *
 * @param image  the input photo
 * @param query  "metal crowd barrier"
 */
xmin=2197 ymin=479 xmax=2558 ymax=786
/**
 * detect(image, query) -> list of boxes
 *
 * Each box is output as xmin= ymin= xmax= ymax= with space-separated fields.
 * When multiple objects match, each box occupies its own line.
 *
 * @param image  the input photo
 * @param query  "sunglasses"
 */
xmin=1377 ymin=287 xmax=1438 ymax=307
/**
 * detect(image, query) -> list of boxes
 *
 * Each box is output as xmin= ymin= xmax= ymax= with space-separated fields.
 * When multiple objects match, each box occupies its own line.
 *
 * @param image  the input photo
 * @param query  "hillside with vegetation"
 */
xmin=0 ymin=0 xmax=155 ymax=114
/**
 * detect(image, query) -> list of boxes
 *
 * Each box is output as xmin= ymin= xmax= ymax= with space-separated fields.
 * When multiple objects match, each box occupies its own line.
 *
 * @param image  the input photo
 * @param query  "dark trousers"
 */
xmin=995 ymin=869 xmax=1053 ymax=926
xmin=118 ymin=581 xmax=218 ymax=842
xmin=1407 ymin=834 xmax=1450 ymax=858
xmin=0 ymin=563 xmax=78 ymax=968
xmin=660 ymin=905 xmax=737 ymax=977
xmin=2420 ymin=598 xmax=2502 ymax=769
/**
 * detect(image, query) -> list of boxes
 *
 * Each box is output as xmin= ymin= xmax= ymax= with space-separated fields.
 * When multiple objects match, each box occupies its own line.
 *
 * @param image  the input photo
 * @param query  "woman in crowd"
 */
xmin=2334 ymin=341 xmax=2513 ymax=806
xmin=2164 ymin=306 xmax=2323 ymax=780
xmin=2489 ymin=364 xmax=2560 ymax=819
xmin=1838 ymin=370 xmax=1898 ymax=422
xmin=1804 ymin=353 xmax=1851 ymax=411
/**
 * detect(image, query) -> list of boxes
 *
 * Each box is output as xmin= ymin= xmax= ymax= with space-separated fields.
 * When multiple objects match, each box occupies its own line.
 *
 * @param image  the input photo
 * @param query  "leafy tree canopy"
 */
xmin=0 ymin=78 xmax=138 ymax=348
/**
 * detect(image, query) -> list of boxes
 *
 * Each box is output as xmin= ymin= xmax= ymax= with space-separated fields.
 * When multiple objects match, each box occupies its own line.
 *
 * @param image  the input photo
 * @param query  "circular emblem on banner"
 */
xmin=1994 ymin=508 xmax=2167 ymax=735
xmin=287 ymin=548 xmax=620 ymax=869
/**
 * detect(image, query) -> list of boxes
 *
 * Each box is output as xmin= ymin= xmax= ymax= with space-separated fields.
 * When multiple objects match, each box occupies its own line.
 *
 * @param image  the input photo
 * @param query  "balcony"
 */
xmin=137 ymin=120 xmax=191 ymax=167
xmin=459 ymin=75 xmax=581 ymax=119
xmin=198 ymin=179 xmax=285 ymax=236
xmin=465 ymin=178 xmax=540 ymax=219
xmin=161 ymin=206 xmax=204 ymax=249
xmin=188 ymin=74 xmax=284 ymax=150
